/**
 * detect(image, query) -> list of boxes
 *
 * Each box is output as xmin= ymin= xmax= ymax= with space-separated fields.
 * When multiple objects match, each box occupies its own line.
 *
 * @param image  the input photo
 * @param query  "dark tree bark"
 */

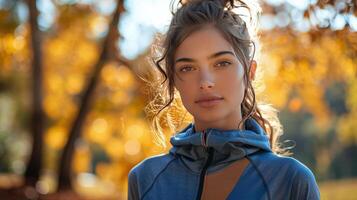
xmin=24 ymin=0 xmax=45 ymax=187
xmin=57 ymin=0 xmax=125 ymax=191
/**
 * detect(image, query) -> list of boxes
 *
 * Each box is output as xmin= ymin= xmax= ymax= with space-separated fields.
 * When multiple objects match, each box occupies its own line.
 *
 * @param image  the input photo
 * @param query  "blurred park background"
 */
xmin=0 ymin=0 xmax=356 ymax=199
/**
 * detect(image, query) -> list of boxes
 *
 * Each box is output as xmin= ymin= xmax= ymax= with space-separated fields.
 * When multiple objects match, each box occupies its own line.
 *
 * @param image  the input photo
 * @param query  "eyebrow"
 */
xmin=175 ymin=51 xmax=235 ymax=64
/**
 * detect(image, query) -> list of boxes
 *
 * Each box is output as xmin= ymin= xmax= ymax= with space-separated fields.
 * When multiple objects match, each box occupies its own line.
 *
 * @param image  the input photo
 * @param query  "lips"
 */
xmin=195 ymin=96 xmax=224 ymax=103
xmin=195 ymin=95 xmax=224 ymax=108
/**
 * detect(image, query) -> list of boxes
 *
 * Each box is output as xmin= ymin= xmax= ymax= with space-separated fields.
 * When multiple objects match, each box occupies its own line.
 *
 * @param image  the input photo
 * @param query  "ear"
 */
xmin=249 ymin=60 xmax=257 ymax=81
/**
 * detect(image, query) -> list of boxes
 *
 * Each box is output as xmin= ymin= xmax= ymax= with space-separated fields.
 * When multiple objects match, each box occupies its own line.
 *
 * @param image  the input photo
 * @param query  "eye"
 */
xmin=179 ymin=65 xmax=194 ymax=72
xmin=215 ymin=61 xmax=232 ymax=68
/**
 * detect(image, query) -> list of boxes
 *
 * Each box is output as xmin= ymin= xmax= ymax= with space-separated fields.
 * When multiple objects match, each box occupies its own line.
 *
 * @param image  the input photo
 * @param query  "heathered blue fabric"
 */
xmin=128 ymin=118 xmax=320 ymax=200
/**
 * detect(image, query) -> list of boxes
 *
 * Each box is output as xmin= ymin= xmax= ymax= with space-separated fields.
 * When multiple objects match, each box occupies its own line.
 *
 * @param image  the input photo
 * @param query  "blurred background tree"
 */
xmin=0 ymin=0 xmax=356 ymax=199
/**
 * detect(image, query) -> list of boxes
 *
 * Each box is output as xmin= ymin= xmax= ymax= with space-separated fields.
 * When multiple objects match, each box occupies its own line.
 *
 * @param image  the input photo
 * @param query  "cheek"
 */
xmin=176 ymin=83 xmax=195 ymax=107
xmin=219 ymin=69 xmax=246 ymax=103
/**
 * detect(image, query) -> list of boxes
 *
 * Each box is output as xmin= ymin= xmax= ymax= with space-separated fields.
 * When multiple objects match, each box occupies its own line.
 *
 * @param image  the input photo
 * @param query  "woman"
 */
xmin=128 ymin=0 xmax=320 ymax=199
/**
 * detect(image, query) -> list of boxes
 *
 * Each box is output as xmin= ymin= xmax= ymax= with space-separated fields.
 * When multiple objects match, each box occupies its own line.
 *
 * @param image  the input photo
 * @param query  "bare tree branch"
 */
xmin=57 ymin=0 xmax=125 ymax=191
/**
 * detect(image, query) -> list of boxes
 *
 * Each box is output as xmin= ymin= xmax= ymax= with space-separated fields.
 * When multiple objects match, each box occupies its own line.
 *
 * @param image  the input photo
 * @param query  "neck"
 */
xmin=193 ymin=111 xmax=243 ymax=132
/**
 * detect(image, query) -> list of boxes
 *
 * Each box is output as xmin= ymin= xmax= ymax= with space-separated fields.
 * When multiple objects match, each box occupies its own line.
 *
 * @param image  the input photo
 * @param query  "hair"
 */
xmin=143 ymin=0 xmax=286 ymax=154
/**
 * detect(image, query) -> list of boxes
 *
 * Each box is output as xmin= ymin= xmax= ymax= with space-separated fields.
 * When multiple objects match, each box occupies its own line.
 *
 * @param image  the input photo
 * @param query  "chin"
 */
xmin=192 ymin=111 xmax=227 ymax=123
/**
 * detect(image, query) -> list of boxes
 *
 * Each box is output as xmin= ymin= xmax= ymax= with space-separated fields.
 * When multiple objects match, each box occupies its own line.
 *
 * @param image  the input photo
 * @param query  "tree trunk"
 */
xmin=57 ymin=0 xmax=125 ymax=191
xmin=24 ymin=0 xmax=45 ymax=187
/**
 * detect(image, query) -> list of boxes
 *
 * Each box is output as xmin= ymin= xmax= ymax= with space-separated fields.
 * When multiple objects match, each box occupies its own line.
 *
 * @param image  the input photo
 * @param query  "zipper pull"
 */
xmin=201 ymin=130 xmax=208 ymax=148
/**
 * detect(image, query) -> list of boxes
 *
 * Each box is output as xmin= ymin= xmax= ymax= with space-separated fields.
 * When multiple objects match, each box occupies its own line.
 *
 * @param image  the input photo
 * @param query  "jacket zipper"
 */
xmin=196 ymin=130 xmax=214 ymax=200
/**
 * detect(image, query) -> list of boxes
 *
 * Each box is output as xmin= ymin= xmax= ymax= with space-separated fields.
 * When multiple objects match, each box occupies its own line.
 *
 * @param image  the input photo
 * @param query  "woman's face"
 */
xmin=173 ymin=26 xmax=250 ymax=130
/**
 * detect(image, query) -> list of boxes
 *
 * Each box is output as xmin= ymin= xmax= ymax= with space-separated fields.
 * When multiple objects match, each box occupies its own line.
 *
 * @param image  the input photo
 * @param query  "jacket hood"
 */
xmin=169 ymin=118 xmax=272 ymax=173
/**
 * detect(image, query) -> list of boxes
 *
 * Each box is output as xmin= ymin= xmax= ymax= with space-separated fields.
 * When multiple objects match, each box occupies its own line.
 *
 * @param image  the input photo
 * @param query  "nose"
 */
xmin=200 ymin=81 xmax=214 ymax=89
xmin=199 ymin=70 xmax=215 ymax=90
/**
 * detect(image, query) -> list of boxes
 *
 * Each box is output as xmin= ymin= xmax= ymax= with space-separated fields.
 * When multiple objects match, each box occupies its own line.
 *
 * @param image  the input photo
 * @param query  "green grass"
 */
xmin=319 ymin=178 xmax=357 ymax=200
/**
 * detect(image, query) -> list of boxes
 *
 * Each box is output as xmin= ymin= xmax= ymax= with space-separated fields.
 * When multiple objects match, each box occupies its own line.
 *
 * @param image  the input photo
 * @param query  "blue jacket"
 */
xmin=128 ymin=118 xmax=320 ymax=200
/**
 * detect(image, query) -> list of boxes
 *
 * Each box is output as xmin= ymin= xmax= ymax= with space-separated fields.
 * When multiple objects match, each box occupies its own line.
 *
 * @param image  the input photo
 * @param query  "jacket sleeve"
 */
xmin=128 ymin=169 xmax=140 ymax=200
xmin=291 ymin=165 xmax=320 ymax=200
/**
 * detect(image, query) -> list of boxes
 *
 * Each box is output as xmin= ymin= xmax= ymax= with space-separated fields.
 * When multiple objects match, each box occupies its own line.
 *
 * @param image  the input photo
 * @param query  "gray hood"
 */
xmin=169 ymin=118 xmax=272 ymax=172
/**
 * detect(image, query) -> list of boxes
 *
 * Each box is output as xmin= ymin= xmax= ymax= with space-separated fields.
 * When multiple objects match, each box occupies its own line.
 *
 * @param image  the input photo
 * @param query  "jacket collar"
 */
xmin=169 ymin=118 xmax=272 ymax=173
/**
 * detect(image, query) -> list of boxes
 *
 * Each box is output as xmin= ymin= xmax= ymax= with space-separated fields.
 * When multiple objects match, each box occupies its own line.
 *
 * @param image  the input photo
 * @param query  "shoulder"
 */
xmin=129 ymin=153 xmax=175 ymax=177
xmin=128 ymin=153 xmax=176 ymax=198
xmin=248 ymin=151 xmax=320 ymax=199
xmin=248 ymin=151 xmax=315 ymax=178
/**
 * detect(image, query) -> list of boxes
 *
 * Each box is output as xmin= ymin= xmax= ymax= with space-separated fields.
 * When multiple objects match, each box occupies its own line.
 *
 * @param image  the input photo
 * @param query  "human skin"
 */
xmin=173 ymin=25 xmax=257 ymax=132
